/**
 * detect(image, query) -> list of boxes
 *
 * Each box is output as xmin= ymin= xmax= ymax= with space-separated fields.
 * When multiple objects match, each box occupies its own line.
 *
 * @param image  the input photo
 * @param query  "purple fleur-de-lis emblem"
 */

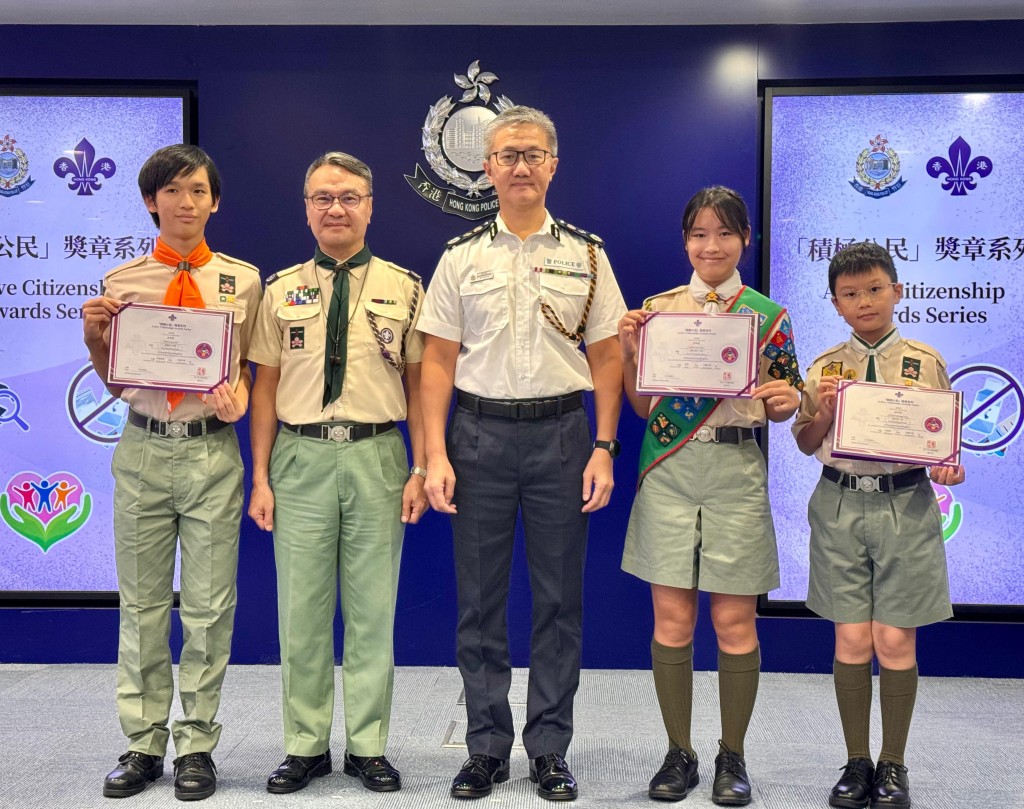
xmin=52 ymin=138 xmax=117 ymax=196
xmin=926 ymin=136 xmax=992 ymax=196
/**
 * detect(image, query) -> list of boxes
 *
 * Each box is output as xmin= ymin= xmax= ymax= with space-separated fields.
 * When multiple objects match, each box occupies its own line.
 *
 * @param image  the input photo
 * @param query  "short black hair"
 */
xmin=828 ymin=241 xmax=898 ymax=295
xmin=137 ymin=144 xmax=221 ymax=226
xmin=681 ymin=186 xmax=751 ymax=242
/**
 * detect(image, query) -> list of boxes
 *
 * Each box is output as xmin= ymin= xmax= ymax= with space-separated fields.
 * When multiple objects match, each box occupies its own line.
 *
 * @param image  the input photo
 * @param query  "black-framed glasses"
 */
xmin=488 ymin=149 xmax=552 ymax=167
xmin=305 ymin=192 xmax=371 ymax=210
xmin=826 ymin=283 xmax=898 ymax=302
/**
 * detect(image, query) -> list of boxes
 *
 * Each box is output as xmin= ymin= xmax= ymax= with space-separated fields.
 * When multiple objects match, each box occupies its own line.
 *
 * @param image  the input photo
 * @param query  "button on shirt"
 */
xmin=102 ymin=253 xmax=262 ymax=421
xmin=417 ymin=213 xmax=626 ymax=399
xmin=247 ymin=256 xmax=424 ymax=425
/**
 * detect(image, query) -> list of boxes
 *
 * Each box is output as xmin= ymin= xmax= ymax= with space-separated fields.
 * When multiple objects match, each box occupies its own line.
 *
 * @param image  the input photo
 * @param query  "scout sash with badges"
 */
xmin=637 ymin=286 xmax=802 ymax=485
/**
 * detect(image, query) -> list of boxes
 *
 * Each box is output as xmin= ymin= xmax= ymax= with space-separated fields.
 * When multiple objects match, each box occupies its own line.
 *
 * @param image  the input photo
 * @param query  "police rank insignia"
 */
xmin=289 ymin=327 xmax=305 ymax=350
xmin=822 ymin=361 xmax=843 ymax=377
xmin=0 ymin=134 xmax=34 ymax=197
xmin=850 ymin=133 xmax=905 ymax=199
xmin=405 ymin=60 xmax=516 ymax=221
xmin=901 ymin=356 xmax=922 ymax=380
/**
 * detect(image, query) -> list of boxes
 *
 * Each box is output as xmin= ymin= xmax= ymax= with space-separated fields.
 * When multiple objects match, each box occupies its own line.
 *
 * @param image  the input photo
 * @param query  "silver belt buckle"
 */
xmin=694 ymin=425 xmax=716 ymax=443
xmin=853 ymin=475 xmax=879 ymax=493
xmin=329 ymin=424 xmax=352 ymax=443
xmin=168 ymin=422 xmax=186 ymax=438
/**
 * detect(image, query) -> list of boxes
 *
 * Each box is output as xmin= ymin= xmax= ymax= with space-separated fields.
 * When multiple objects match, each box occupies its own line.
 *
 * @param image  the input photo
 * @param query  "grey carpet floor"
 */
xmin=0 ymin=664 xmax=1020 ymax=808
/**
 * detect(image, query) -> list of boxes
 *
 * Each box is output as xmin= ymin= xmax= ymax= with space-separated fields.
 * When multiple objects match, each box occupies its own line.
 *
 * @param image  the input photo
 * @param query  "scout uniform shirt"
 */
xmin=417 ymin=213 xmax=626 ymax=399
xmin=643 ymin=284 xmax=798 ymax=428
xmin=793 ymin=328 xmax=950 ymax=475
xmin=102 ymin=253 xmax=261 ymax=420
xmin=247 ymin=256 xmax=424 ymax=425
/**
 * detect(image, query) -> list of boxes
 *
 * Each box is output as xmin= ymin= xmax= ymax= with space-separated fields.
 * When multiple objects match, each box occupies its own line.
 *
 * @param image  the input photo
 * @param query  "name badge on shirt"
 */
xmin=469 ymin=269 xmax=494 ymax=283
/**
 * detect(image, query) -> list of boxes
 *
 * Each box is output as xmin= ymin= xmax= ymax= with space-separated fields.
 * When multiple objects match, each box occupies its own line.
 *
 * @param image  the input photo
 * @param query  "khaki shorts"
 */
xmin=621 ymin=438 xmax=780 ymax=595
xmin=805 ymin=471 xmax=953 ymax=628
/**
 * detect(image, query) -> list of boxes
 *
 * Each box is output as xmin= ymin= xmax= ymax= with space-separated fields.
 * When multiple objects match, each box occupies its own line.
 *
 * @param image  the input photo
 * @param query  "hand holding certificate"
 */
xmin=636 ymin=311 xmax=758 ymax=397
xmin=832 ymin=380 xmax=962 ymax=467
xmin=108 ymin=302 xmax=233 ymax=393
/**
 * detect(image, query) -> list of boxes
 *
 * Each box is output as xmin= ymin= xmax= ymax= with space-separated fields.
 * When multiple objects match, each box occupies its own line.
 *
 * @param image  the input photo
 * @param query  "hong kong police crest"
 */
xmin=850 ymin=133 xmax=905 ymax=199
xmin=405 ymin=60 xmax=516 ymax=220
xmin=0 ymin=134 xmax=34 ymax=197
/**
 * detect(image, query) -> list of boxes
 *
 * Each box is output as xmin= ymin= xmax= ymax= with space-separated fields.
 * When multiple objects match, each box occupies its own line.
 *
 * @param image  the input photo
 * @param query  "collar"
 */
xmin=152 ymin=236 xmax=213 ymax=271
xmin=314 ymin=244 xmax=372 ymax=280
xmin=849 ymin=327 xmax=901 ymax=358
xmin=687 ymin=270 xmax=742 ymax=308
xmin=493 ymin=210 xmax=558 ymax=243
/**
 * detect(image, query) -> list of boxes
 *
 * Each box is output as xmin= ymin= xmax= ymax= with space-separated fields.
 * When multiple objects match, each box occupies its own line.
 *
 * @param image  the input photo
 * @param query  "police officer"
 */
xmin=247 ymin=152 xmax=427 ymax=795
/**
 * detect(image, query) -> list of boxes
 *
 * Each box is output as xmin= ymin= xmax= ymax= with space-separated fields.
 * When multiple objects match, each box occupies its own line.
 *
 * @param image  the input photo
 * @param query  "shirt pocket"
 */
xmin=274 ymin=304 xmax=322 ymax=353
xmin=363 ymin=300 xmax=410 ymax=356
xmin=537 ymin=272 xmax=589 ymax=335
xmin=459 ymin=272 xmax=509 ymax=337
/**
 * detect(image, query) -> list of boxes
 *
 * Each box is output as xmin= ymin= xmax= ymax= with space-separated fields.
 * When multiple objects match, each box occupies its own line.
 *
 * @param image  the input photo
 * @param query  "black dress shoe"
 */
xmin=649 ymin=748 xmax=700 ymax=801
xmin=529 ymin=753 xmax=578 ymax=801
xmin=870 ymin=761 xmax=910 ymax=808
xmin=830 ymin=758 xmax=875 ymax=808
xmin=712 ymin=741 xmax=751 ymax=806
xmin=343 ymin=752 xmax=401 ymax=792
xmin=103 ymin=751 xmax=164 ymax=798
xmin=173 ymin=752 xmax=216 ymax=801
xmin=266 ymin=750 xmax=333 ymax=794
xmin=451 ymin=754 xmax=510 ymax=798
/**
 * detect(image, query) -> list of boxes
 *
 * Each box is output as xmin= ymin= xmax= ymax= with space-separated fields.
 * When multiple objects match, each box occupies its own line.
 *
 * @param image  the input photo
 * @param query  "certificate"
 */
xmin=636 ymin=311 xmax=758 ymax=398
xmin=108 ymin=302 xmax=233 ymax=393
xmin=832 ymin=380 xmax=962 ymax=466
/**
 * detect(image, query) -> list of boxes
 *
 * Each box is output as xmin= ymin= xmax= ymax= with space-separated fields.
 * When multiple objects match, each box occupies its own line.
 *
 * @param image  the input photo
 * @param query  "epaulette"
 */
xmin=381 ymin=260 xmax=423 ymax=285
xmin=554 ymin=218 xmax=604 ymax=247
xmin=264 ymin=264 xmax=303 ymax=287
xmin=446 ymin=218 xmax=497 ymax=250
xmin=642 ymin=284 xmax=689 ymax=310
xmin=811 ymin=342 xmax=848 ymax=367
xmin=104 ymin=255 xmax=148 ymax=279
xmin=214 ymin=253 xmax=261 ymax=274
xmin=903 ymin=338 xmax=947 ymax=366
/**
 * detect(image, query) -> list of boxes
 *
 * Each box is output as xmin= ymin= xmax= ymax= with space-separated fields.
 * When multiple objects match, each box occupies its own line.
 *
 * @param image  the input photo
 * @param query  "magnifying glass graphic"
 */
xmin=0 ymin=389 xmax=30 ymax=431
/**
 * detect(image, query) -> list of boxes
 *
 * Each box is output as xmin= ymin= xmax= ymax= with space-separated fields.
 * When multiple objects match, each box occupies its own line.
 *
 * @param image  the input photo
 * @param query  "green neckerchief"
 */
xmin=852 ymin=327 xmax=897 ymax=383
xmin=637 ymin=286 xmax=802 ymax=485
xmin=318 ymin=244 xmax=372 ymax=409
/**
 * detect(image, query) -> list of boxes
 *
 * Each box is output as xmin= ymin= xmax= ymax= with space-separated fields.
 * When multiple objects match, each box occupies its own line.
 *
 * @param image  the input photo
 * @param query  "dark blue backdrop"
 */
xmin=2 ymin=22 xmax=1023 ymax=676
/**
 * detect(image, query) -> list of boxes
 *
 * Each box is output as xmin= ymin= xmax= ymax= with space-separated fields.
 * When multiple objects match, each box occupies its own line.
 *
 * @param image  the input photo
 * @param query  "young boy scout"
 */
xmin=82 ymin=144 xmax=261 ymax=801
xmin=794 ymin=241 xmax=965 ymax=809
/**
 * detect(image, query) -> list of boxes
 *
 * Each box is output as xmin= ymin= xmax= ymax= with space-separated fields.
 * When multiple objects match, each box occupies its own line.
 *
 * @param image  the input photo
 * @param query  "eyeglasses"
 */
xmin=828 ymin=283 xmax=898 ymax=302
xmin=305 ymin=192 xmax=371 ymax=210
xmin=488 ymin=149 xmax=552 ymax=167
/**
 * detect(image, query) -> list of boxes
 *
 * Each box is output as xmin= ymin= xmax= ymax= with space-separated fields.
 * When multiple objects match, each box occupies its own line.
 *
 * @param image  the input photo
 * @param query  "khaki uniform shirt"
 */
xmin=793 ymin=329 xmax=950 ymax=474
xmin=248 ymin=256 xmax=424 ymax=425
xmin=417 ymin=212 xmax=626 ymax=399
xmin=643 ymin=284 xmax=799 ymax=428
xmin=102 ymin=252 xmax=261 ymax=421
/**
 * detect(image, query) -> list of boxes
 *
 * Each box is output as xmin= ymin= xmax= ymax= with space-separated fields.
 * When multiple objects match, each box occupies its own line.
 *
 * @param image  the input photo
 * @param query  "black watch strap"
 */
xmin=594 ymin=439 xmax=621 ymax=458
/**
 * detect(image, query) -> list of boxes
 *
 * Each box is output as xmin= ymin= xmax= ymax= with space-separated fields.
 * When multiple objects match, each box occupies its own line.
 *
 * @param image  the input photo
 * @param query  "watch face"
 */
xmin=596 ymin=439 xmax=621 ymax=458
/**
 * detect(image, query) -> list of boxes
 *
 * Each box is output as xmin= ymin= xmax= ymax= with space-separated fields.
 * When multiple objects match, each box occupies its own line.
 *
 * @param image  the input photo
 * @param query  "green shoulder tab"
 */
xmin=446 ymin=218 xmax=497 ymax=250
xmin=642 ymin=284 xmax=688 ymax=311
xmin=555 ymin=218 xmax=604 ymax=247
xmin=381 ymin=260 xmax=423 ymax=284
xmin=265 ymin=263 xmax=303 ymax=287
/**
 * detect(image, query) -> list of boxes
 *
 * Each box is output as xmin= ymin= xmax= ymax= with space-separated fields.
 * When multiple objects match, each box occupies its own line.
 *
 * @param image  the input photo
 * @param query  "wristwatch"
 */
xmin=593 ymin=439 xmax=621 ymax=459
xmin=410 ymin=466 xmax=428 ymax=479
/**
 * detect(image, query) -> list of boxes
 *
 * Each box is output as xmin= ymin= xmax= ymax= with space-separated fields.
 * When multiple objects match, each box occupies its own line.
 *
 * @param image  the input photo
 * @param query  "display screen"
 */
xmin=0 ymin=85 xmax=190 ymax=602
xmin=763 ymin=83 xmax=1024 ymax=616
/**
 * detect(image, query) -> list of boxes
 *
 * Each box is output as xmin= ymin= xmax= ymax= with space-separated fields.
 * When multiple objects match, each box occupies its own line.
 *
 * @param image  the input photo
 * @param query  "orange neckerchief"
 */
xmin=155 ymin=237 xmax=213 ymax=412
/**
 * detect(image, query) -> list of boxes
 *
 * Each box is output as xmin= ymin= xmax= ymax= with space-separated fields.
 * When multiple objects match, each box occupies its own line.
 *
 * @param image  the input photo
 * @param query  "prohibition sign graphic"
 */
xmin=66 ymin=362 xmax=127 ymax=445
xmin=950 ymin=364 xmax=1023 ymax=453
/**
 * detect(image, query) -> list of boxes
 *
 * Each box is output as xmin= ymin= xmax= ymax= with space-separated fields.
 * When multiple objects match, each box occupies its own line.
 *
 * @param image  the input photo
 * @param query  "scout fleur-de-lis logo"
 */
xmin=53 ymin=138 xmax=117 ymax=195
xmin=926 ymin=136 xmax=992 ymax=196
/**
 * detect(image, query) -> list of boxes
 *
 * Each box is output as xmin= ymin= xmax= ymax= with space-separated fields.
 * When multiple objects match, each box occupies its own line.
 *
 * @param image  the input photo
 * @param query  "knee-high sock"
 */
xmin=718 ymin=646 xmax=760 ymax=757
xmin=833 ymin=658 xmax=873 ymax=760
xmin=879 ymin=664 xmax=918 ymax=766
xmin=651 ymin=639 xmax=694 ymax=756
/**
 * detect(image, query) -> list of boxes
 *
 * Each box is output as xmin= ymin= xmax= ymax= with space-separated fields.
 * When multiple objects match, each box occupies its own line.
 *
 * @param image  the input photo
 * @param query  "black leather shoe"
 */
xmin=343 ymin=752 xmax=401 ymax=792
xmin=173 ymin=752 xmax=216 ymax=801
xmin=266 ymin=750 xmax=333 ymax=794
xmin=103 ymin=751 xmax=164 ymax=798
xmin=712 ymin=741 xmax=751 ymax=806
xmin=529 ymin=753 xmax=578 ymax=801
xmin=649 ymin=748 xmax=700 ymax=801
xmin=870 ymin=761 xmax=910 ymax=808
xmin=830 ymin=758 xmax=874 ymax=808
xmin=451 ymin=754 xmax=510 ymax=798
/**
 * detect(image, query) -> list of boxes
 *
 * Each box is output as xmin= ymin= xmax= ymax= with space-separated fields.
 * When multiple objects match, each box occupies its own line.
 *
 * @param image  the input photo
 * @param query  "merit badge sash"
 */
xmin=637 ymin=286 xmax=799 ymax=485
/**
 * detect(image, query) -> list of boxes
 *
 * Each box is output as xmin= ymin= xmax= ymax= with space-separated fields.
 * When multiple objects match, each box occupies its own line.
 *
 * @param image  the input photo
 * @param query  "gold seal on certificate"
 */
xmin=108 ymin=302 xmax=233 ymax=393
xmin=833 ymin=380 xmax=963 ymax=466
xmin=636 ymin=311 xmax=758 ymax=398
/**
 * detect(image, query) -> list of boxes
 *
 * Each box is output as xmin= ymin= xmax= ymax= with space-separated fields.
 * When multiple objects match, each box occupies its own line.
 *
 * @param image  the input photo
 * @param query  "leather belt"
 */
xmin=691 ymin=425 xmax=755 ymax=444
xmin=282 ymin=421 xmax=395 ymax=443
xmin=822 ymin=465 xmax=928 ymax=493
xmin=128 ymin=409 xmax=229 ymax=438
xmin=456 ymin=390 xmax=584 ymax=420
